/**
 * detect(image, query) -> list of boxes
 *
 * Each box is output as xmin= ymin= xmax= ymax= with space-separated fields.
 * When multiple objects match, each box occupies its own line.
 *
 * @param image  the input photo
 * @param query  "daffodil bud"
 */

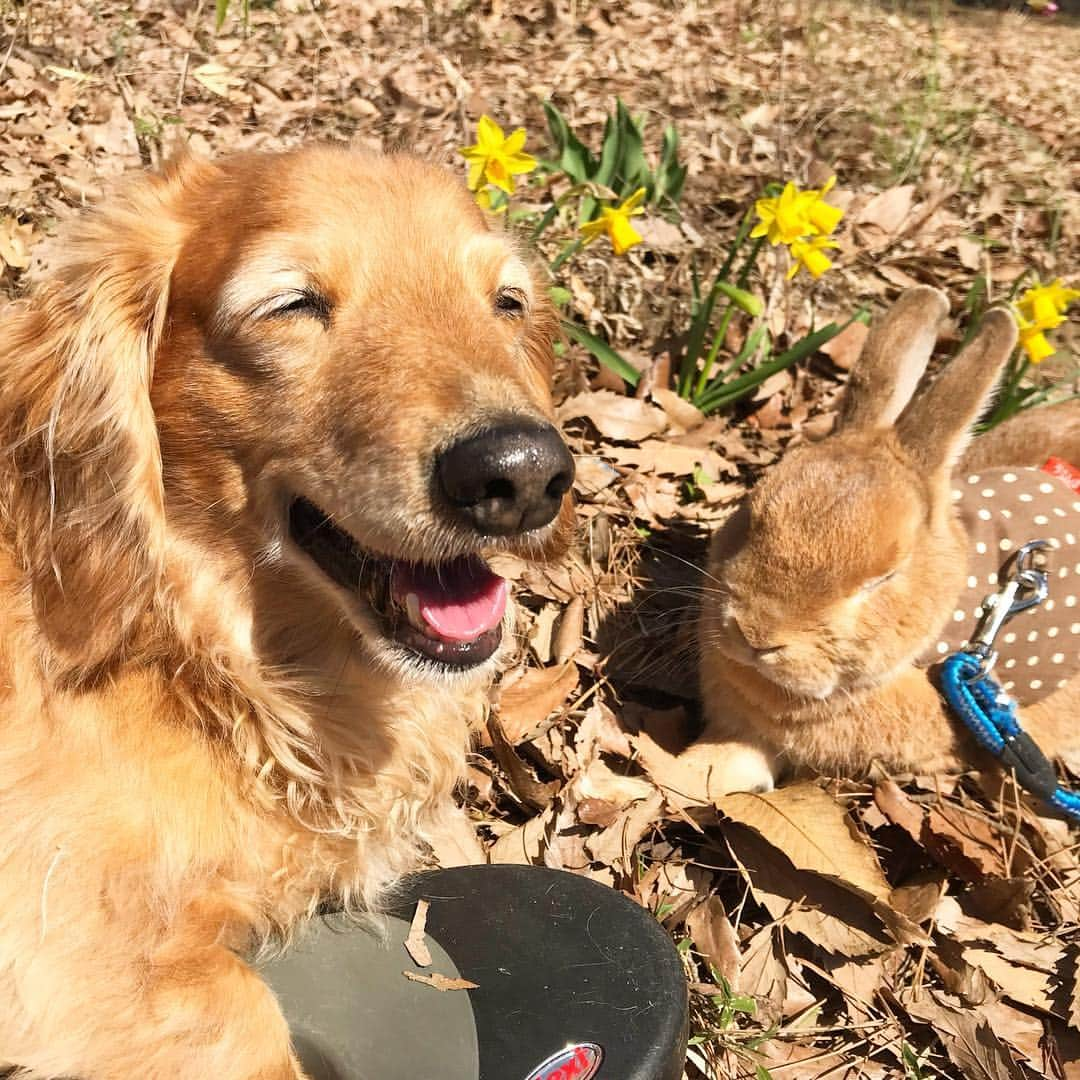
xmin=714 ymin=281 xmax=764 ymax=316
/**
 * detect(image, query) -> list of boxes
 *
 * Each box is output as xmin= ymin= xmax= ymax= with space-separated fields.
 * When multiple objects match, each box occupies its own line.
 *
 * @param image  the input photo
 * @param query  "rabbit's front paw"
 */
xmin=680 ymin=741 xmax=776 ymax=799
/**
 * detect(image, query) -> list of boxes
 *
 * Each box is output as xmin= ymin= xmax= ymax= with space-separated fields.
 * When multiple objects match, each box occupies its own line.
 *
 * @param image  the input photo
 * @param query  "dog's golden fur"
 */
xmin=0 ymin=147 xmax=571 ymax=1078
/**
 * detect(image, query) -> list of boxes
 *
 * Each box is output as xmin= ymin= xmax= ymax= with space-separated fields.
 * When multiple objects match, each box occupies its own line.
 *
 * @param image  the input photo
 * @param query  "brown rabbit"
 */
xmin=689 ymin=286 xmax=1080 ymax=796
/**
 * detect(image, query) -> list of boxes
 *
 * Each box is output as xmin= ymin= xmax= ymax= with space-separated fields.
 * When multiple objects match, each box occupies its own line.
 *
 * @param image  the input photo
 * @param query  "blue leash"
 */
xmin=938 ymin=540 xmax=1080 ymax=822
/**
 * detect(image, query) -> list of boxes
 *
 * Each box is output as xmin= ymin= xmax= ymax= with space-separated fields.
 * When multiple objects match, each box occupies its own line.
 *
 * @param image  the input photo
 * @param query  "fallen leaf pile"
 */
xmin=1 ymin=1 xmax=1078 ymax=1075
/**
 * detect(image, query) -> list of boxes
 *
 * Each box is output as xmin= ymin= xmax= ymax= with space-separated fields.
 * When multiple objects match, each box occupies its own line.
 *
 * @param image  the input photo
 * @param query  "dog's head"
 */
xmin=0 ymin=147 xmax=574 ymax=685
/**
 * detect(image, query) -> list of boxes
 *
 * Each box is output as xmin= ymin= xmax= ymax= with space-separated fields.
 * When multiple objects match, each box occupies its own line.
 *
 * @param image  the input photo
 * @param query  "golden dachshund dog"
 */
xmin=0 ymin=147 xmax=574 ymax=1079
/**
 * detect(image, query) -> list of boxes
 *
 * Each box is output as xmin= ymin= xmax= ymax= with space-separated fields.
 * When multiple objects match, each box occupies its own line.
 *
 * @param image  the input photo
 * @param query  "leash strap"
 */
xmin=938 ymin=540 xmax=1080 ymax=822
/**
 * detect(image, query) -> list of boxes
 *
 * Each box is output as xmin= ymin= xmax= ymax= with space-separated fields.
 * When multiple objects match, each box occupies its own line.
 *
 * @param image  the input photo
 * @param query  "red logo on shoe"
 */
xmin=523 ymin=1042 xmax=603 ymax=1080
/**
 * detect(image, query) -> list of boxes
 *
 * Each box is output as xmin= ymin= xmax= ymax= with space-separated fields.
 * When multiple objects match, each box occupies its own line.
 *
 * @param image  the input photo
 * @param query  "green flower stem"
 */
xmin=550 ymin=238 xmax=583 ymax=273
xmin=677 ymin=213 xmax=755 ymax=399
xmin=736 ymin=235 xmax=767 ymax=289
xmin=693 ymin=302 xmax=737 ymax=399
xmin=694 ymin=317 xmax=856 ymax=414
xmin=531 ymin=202 xmax=561 ymax=240
xmin=689 ymin=235 xmax=768 ymax=400
xmin=982 ymin=351 xmax=1031 ymax=428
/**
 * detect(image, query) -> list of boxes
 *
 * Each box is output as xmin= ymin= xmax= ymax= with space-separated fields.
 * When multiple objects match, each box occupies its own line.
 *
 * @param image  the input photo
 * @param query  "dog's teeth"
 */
xmin=405 ymin=592 xmax=426 ymax=633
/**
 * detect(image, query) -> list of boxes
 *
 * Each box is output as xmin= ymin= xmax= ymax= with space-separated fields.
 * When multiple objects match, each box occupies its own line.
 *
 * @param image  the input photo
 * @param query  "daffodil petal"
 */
xmin=807 ymin=200 xmax=844 ymax=236
xmin=579 ymin=218 xmax=608 ymax=245
xmin=476 ymin=114 xmax=504 ymax=150
xmin=503 ymin=128 xmax=527 ymax=155
xmin=609 ymin=214 xmax=643 ymax=256
xmin=1020 ymin=329 xmax=1056 ymax=363
xmin=466 ymin=159 xmax=486 ymax=191
xmin=504 ymin=151 xmax=538 ymax=176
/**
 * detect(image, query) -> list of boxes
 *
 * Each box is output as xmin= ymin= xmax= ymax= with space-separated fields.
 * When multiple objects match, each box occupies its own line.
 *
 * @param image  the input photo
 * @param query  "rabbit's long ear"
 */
xmin=895 ymin=307 xmax=1018 ymax=473
xmin=839 ymin=286 xmax=950 ymax=433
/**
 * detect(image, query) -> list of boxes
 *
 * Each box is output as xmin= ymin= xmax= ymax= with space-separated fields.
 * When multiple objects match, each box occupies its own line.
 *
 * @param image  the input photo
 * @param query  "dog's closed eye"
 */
xmin=253 ymin=289 xmax=332 ymax=324
xmin=494 ymin=287 xmax=527 ymax=318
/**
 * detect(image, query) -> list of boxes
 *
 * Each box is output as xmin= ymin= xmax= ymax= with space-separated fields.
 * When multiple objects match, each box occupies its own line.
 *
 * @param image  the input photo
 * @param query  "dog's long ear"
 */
xmin=0 ymin=155 xmax=208 ymax=682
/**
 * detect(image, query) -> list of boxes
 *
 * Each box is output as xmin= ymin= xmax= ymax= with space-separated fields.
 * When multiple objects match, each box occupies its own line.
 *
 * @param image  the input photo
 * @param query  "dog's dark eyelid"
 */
xmin=494 ymin=288 xmax=527 ymax=318
xmin=266 ymin=291 xmax=331 ymax=323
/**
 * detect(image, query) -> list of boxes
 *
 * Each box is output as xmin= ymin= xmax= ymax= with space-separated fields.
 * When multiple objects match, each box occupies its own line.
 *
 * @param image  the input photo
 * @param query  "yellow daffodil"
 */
xmin=1011 ymin=278 xmax=1078 ymax=363
xmin=459 ymin=115 xmax=537 ymax=195
xmin=1015 ymin=313 xmax=1057 ymax=363
xmin=787 ymin=234 xmax=839 ymax=279
xmin=751 ymin=176 xmax=844 ymax=248
xmin=796 ymin=175 xmax=844 ymax=237
xmin=751 ymin=182 xmax=812 ymax=246
xmin=1017 ymin=278 xmax=1080 ymax=326
xmin=579 ymin=187 xmax=647 ymax=256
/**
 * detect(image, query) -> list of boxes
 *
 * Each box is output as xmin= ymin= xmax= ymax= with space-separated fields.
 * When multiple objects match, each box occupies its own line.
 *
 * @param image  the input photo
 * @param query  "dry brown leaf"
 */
xmin=583 ymin=789 xmax=664 ymax=873
xmin=651 ymin=388 xmax=705 ymax=433
xmin=900 ymin=989 xmax=1027 ymax=1079
xmin=0 ymin=217 xmax=34 ymax=271
xmin=819 ymin=319 xmax=869 ymax=371
xmin=573 ymin=454 xmax=619 ymax=496
xmin=428 ymin=810 xmax=486 ymax=868
xmin=719 ymin=783 xmax=890 ymax=901
xmin=402 ymin=971 xmax=479 ymax=992
xmin=572 ymin=756 xmax=654 ymax=808
xmin=191 ymin=62 xmax=245 ymax=97
xmin=487 ymin=711 xmax=559 ymax=812
xmin=601 ymin=439 xmax=728 ymax=479
xmin=874 ymin=779 xmax=1005 ymax=882
xmin=575 ymin=701 xmax=632 ymax=761
xmin=488 ymin=806 xmax=554 ymax=866
xmin=630 ymin=730 xmax=712 ymax=809
xmin=686 ymin=896 xmax=740 ymax=986
xmin=856 ymin=184 xmax=915 ymax=233
xmin=723 ymin=820 xmax=895 ymax=957
xmin=552 ymin=595 xmax=584 ymax=665
xmin=558 ymin=390 xmax=667 ymax=442
xmin=738 ymin=923 xmax=789 ymax=1024
xmin=404 ymin=899 xmax=431 ymax=968
xmin=496 ymin=662 xmax=578 ymax=744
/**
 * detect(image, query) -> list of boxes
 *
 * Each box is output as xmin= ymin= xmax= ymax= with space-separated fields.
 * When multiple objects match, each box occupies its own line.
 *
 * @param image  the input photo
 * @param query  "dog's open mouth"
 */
xmin=288 ymin=497 xmax=507 ymax=668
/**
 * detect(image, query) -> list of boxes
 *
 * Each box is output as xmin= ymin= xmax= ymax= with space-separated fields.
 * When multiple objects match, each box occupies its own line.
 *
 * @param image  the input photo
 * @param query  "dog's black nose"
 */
xmin=437 ymin=421 xmax=575 ymax=535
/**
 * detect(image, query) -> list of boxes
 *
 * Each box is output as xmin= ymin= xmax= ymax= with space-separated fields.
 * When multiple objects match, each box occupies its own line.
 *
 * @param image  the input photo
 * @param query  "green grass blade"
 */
xmin=696 ymin=320 xmax=849 ymax=413
xmin=561 ymin=319 xmax=640 ymax=387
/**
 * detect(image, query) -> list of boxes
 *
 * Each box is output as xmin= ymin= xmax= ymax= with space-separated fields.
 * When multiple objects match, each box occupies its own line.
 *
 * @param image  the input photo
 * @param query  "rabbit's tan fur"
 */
xmin=691 ymin=286 xmax=1080 ymax=796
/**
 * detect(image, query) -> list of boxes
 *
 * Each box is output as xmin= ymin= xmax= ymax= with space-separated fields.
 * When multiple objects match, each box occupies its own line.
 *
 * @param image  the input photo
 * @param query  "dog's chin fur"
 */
xmin=0 ymin=146 xmax=573 ymax=1080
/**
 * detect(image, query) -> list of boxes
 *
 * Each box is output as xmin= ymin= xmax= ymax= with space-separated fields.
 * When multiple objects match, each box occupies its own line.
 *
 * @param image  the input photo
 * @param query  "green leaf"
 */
xmin=561 ymin=319 xmax=641 ymax=387
xmin=696 ymin=321 xmax=847 ymax=413
xmin=594 ymin=110 xmax=622 ymax=190
xmin=654 ymin=124 xmax=686 ymax=210
xmin=548 ymin=285 xmax=572 ymax=308
xmin=542 ymin=102 xmax=594 ymax=183
xmin=614 ymin=99 xmax=649 ymax=199
xmin=215 ymin=0 xmax=230 ymax=29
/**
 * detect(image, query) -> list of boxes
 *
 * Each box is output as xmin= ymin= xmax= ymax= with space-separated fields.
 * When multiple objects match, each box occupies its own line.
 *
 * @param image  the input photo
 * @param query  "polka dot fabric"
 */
xmin=918 ymin=467 xmax=1080 ymax=705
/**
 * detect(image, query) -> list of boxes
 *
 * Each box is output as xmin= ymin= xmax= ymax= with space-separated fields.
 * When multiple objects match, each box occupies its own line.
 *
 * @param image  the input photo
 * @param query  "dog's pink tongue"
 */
xmin=393 ymin=558 xmax=507 ymax=642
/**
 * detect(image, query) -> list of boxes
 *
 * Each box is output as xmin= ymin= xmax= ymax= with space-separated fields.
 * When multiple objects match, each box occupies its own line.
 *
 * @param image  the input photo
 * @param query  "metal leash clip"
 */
xmin=964 ymin=539 xmax=1051 ymax=678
